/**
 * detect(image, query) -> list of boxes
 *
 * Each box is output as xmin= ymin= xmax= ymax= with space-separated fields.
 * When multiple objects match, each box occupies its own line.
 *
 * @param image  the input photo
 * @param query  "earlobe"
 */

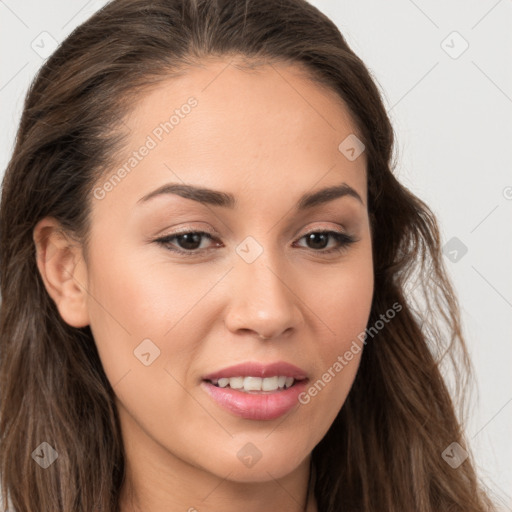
xmin=33 ymin=217 xmax=90 ymax=328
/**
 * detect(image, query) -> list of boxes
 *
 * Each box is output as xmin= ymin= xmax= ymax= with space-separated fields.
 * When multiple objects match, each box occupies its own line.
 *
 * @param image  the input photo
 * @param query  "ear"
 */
xmin=33 ymin=217 xmax=90 ymax=328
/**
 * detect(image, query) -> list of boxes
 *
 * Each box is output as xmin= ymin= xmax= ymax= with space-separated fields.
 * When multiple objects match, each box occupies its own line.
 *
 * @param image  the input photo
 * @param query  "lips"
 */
xmin=201 ymin=379 xmax=309 ymax=420
xmin=201 ymin=361 xmax=309 ymax=420
xmin=202 ymin=361 xmax=308 ymax=381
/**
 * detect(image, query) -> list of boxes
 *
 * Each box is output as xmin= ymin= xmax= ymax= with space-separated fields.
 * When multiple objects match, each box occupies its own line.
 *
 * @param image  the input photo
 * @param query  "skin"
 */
xmin=33 ymin=58 xmax=374 ymax=512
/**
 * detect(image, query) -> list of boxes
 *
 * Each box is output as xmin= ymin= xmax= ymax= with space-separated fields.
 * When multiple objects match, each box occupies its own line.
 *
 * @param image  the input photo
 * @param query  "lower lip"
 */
xmin=201 ymin=380 xmax=308 ymax=420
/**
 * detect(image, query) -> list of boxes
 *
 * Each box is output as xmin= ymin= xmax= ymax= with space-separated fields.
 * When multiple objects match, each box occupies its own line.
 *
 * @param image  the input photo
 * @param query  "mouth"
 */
xmin=200 ymin=361 xmax=310 ymax=420
xmin=204 ymin=375 xmax=306 ymax=394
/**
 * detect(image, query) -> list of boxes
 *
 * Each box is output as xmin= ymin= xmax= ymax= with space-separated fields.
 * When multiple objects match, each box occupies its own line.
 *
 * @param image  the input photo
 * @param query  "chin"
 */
xmin=202 ymin=442 xmax=309 ymax=483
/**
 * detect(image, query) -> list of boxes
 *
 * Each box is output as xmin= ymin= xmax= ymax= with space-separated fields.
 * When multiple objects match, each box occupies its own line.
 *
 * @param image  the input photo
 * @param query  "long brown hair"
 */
xmin=0 ymin=0 xmax=496 ymax=510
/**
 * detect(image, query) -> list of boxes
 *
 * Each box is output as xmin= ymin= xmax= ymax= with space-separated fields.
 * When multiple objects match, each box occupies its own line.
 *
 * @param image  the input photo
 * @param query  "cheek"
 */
xmin=296 ymin=276 xmax=371 ymax=445
xmin=84 ymin=241 xmax=201 ymax=384
xmin=298 ymin=248 xmax=373 ymax=418
xmin=308 ymin=249 xmax=373 ymax=360
xmin=85 ymin=248 xmax=207 ymax=432
xmin=88 ymin=230 xmax=199 ymax=331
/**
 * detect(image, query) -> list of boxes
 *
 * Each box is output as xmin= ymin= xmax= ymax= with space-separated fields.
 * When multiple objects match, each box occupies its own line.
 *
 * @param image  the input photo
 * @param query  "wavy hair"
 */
xmin=0 ymin=0 xmax=495 ymax=510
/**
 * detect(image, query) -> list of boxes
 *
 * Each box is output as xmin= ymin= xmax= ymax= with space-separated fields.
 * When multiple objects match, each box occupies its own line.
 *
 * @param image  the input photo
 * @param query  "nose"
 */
xmin=223 ymin=254 xmax=304 ymax=341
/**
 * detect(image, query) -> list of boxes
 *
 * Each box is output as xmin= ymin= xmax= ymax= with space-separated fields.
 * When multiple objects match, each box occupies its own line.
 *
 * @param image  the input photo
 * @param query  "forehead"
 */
xmin=94 ymin=58 xmax=367 ymax=215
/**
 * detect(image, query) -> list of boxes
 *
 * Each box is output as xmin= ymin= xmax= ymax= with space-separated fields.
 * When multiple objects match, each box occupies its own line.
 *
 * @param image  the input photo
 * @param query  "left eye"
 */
xmin=154 ymin=229 xmax=357 ymax=257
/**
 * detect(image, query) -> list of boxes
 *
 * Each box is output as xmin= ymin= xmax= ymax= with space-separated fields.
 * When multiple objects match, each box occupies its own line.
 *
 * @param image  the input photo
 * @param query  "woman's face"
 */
xmin=80 ymin=59 xmax=373 ymax=490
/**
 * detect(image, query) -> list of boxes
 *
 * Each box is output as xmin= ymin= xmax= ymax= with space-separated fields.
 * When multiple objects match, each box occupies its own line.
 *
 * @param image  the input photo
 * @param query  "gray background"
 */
xmin=1 ymin=0 xmax=511 ymax=508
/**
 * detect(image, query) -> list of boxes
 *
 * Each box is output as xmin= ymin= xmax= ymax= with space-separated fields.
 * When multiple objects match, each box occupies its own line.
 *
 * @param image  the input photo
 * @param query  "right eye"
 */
xmin=154 ymin=230 xmax=221 ymax=257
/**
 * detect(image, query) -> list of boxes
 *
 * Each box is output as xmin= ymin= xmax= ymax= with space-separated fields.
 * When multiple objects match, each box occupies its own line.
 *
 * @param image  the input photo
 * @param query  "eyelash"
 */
xmin=154 ymin=228 xmax=357 ymax=258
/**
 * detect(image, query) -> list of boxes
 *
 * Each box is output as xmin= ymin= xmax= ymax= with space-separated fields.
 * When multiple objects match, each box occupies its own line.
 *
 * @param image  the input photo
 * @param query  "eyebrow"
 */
xmin=137 ymin=182 xmax=364 ymax=210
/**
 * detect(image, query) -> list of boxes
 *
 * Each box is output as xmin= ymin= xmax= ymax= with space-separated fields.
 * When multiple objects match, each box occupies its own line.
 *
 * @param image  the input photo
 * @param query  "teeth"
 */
xmin=217 ymin=378 xmax=230 ymax=388
xmin=212 ymin=376 xmax=296 ymax=392
xmin=244 ymin=376 xmax=262 ymax=391
xmin=261 ymin=376 xmax=278 ymax=391
xmin=228 ymin=376 xmax=244 ymax=389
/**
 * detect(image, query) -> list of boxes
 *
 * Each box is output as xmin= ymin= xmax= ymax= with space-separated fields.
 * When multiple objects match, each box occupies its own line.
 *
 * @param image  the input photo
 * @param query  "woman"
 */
xmin=0 ymin=0 xmax=496 ymax=511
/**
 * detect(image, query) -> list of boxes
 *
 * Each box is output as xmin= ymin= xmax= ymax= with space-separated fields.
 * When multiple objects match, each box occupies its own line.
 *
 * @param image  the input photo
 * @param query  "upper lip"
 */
xmin=202 ymin=361 xmax=308 ymax=381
